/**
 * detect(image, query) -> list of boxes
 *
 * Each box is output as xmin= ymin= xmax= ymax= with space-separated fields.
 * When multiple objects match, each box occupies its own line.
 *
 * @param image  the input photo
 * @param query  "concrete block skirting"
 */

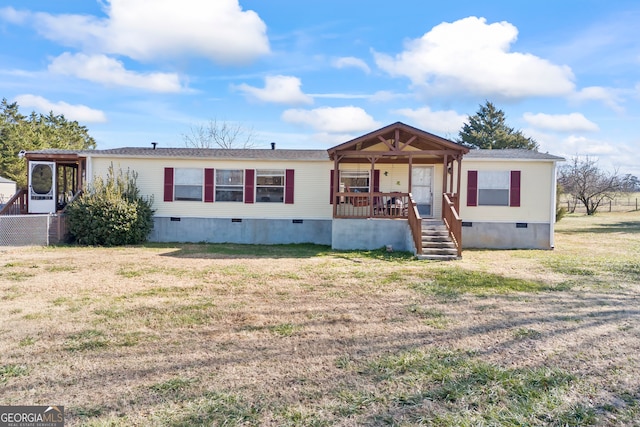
xmin=150 ymin=217 xmax=333 ymax=245
xmin=461 ymin=221 xmax=552 ymax=249
xmin=331 ymin=218 xmax=413 ymax=252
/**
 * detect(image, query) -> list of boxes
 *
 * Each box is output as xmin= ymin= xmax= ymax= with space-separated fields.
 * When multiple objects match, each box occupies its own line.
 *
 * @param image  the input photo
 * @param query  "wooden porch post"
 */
xmin=442 ymin=154 xmax=449 ymax=194
xmin=333 ymin=157 xmax=339 ymax=217
xmin=408 ymin=154 xmax=413 ymax=192
xmin=456 ymin=155 xmax=463 ymax=211
xmin=369 ymin=156 xmax=376 ymax=217
xmin=77 ymin=159 xmax=84 ymax=192
xmin=449 ymin=158 xmax=454 ymax=195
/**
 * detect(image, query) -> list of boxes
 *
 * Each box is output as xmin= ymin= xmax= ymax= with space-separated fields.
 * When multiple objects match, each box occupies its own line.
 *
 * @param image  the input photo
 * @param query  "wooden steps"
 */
xmin=416 ymin=219 xmax=460 ymax=261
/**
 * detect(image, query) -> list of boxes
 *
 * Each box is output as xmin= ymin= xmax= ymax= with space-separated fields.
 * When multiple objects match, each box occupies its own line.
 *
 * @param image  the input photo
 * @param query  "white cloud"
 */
xmin=0 ymin=6 xmax=28 ymax=24
xmin=369 ymin=91 xmax=412 ymax=102
xmin=48 ymin=53 xmax=184 ymax=93
xmin=523 ymin=112 xmax=599 ymax=132
xmin=333 ymin=56 xmax=371 ymax=74
xmin=282 ymin=106 xmax=380 ymax=133
xmin=13 ymin=0 xmax=269 ymax=64
xmin=393 ymin=106 xmax=466 ymax=135
xmin=572 ymin=86 xmax=624 ymax=112
xmin=563 ymin=135 xmax=616 ymax=156
xmin=14 ymin=94 xmax=107 ymax=123
xmin=235 ymin=75 xmax=313 ymax=105
xmin=374 ymin=16 xmax=575 ymax=98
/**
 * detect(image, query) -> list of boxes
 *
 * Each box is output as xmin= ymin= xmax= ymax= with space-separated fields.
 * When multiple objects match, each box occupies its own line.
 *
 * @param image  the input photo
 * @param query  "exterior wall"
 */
xmin=459 ymin=159 xmax=555 ymax=223
xmin=150 ymin=217 xmax=332 ymax=245
xmin=459 ymin=158 xmax=558 ymax=249
xmin=373 ymin=163 xmax=409 ymax=193
xmin=331 ymin=218 xmax=413 ymax=252
xmin=89 ymin=156 xmax=333 ymax=220
xmin=462 ymin=222 xmax=552 ymax=249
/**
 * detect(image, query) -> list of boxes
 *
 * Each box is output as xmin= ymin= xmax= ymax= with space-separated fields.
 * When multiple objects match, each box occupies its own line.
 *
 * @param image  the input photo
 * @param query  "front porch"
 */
xmin=0 ymin=150 xmax=86 ymax=216
xmin=328 ymin=122 xmax=469 ymax=258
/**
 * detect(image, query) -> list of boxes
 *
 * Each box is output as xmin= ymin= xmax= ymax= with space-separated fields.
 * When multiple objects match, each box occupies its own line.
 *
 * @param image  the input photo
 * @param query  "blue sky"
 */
xmin=1 ymin=0 xmax=639 ymax=176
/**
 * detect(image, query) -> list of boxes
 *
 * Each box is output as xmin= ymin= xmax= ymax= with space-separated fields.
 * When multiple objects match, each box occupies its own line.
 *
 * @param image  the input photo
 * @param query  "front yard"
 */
xmin=1 ymin=211 xmax=639 ymax=426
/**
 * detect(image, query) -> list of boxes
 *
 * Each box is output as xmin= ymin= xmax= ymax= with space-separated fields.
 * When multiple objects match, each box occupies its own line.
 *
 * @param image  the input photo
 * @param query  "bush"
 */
xmin=66 ymin=165 xmax=154 ymax=246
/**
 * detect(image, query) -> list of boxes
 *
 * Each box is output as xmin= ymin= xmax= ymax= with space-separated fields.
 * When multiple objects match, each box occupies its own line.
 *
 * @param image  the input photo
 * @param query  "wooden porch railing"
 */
xmin=334 ymin=192 xmax=409 ymax=219
xmin=442 ymin=193 xmax=462 ymax=257
xmin=407 ymin=194 xmax=422 ymax=255
xmin=0 ymin=189 xmax=27 ymax=215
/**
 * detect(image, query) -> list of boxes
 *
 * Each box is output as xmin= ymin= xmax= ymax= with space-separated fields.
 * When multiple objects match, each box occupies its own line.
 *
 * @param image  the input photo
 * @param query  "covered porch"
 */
xmin=327 ymin=122 xmax=469 ymax=256
xmin=0 ymin=151 xmax=86 ymax=216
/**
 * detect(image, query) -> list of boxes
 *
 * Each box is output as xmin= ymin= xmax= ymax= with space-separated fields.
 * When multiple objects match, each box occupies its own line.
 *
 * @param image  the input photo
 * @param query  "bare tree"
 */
xmin=182 ymin=119 xmax=256 ymax=149
xmin=558 ymin=156 xmax=623 ymax=215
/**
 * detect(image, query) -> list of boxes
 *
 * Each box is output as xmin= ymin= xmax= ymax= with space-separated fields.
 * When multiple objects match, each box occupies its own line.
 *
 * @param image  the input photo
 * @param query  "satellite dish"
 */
xmin=18 ymin=150 xmax=26 ymax=158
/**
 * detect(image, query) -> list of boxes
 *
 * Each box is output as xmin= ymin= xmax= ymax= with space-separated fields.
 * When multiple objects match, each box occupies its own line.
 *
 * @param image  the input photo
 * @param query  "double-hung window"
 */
xmin=256 ymin=170 xmax=284 ymax=203
xmin=174 ymin=168 xmax=203 ymax=201
xmin=341 ymin=170 xmax=370 ymax=193
xmin=467 ymin=170 xmax=521 ymax=207
xmin=215 ymin=169 xmax=244 ymax=202
xmin=478 ymin=171 xmax=510 ymax=206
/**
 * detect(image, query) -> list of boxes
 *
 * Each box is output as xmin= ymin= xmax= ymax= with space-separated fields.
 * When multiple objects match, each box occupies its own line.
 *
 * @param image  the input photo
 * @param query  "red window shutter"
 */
xmin=204 ymin=168 xmax=214 ymax=203
xmin=510 ymin=170 xmax=521 ymax=207
xmin=467 ymin=170 xmax=478 ymax=206
xmin=163 ymin=167 xmax=174 ymax=202
xmin=330 ymin=170 xmax=335 ymax=204
xmin=373 ymin=169 xmax=380 ymax=192
xmin=244 ymin=169 xmax=254 ymax=204
xmin=285 ymin=169 xmax=294 ymax=204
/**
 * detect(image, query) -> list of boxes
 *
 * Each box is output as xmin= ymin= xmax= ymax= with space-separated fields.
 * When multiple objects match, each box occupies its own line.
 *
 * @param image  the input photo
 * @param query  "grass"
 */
xmin=357 ymin=348 xmax=583 ymax=425
xmin=1 ymin=211 xmax=639 ymax=425
xmin=0 ymin=364 xmax=29 ymax=383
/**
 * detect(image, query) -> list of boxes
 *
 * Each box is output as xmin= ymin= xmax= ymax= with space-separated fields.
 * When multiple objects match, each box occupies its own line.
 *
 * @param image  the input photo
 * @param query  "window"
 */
xmin=341 ymin=170 xmax=369 ymax=193
xmin=478 ymin=171 xmax=510 ymax=206
xmin=467 ymin=170 xmax=521 ymax=207
xmin=215 ymin=169 xmax=244 ymax=202
xmin=174 ymin=168 xmax=203 ymax=201
xmin=256 ymin=169 xmax=284 ymax=203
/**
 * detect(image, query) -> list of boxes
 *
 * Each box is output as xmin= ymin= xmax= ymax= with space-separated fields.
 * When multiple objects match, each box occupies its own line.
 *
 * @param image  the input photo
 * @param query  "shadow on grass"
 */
xmin=150 ymin=242 xmax=416 ymax=261
xmin=150 ymin=242 xmax=332 ymax=259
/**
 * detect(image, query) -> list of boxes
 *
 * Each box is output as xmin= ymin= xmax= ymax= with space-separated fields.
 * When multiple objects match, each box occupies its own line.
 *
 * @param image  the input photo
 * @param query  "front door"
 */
xmin=411 ymin=166 xmax=433 ymax=217
xmin=28 ymin=161 xmax=56 ymax=213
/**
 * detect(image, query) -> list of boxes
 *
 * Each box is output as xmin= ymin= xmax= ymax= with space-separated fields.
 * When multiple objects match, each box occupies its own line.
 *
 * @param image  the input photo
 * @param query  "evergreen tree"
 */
xmin=457 ymin=101 xmax=538 ymax=150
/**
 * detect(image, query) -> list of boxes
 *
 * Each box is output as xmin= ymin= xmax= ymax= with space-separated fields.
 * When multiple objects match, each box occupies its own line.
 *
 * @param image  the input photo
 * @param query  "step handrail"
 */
xmin=0 ymin=189 xmax=27 ymax=215
xmin=407 ymin=194 xmax=423 ymax=255
xmin=442 ymin=193 xmax=462 ymax=257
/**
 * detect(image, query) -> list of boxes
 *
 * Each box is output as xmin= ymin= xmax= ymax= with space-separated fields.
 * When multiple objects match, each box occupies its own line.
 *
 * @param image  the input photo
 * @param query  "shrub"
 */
xmin=66 ymin=165 xmax=154 ymax=246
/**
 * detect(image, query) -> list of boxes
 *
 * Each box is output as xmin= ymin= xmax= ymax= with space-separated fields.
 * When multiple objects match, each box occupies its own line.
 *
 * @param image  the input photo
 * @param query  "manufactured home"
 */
xmin=2 ymin=122 xmax=563 ymax=258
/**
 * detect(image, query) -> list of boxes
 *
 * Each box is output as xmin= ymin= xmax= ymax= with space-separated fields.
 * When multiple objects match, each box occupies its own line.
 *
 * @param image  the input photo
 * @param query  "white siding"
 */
xmin=90 ymin=157 xmax=333 ymax=220
xmin=460 ymin=159 xmax=555 ymax=223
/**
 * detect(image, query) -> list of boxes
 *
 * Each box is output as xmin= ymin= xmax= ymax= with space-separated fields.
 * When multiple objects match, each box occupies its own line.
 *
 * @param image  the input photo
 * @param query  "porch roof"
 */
xmin=327 ymin=122 xmax=469 ymax=164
